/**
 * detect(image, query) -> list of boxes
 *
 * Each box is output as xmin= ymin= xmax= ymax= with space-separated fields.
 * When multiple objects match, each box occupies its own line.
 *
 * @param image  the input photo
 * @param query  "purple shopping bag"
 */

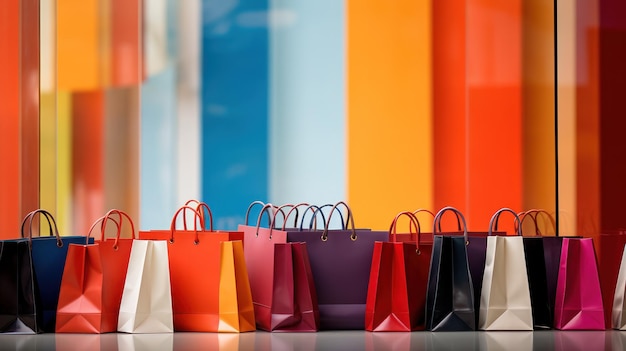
xmin=286 ymin=201 xmax=389 ymax=330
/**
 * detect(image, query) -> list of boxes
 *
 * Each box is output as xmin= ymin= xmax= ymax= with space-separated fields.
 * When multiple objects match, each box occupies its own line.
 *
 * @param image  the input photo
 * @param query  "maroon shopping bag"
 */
xmin=239 ymin=202 xmax=319 ymax=332
xmin=365 ymin=211 xmax=432 ymax=331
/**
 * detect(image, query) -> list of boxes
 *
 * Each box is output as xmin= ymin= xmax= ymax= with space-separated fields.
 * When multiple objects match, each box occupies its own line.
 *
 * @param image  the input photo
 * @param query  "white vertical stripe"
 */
xmin=176 ymin=0 xmax=201 ymax=206
xmin=269 ymin=0 xmax=346 ymax=207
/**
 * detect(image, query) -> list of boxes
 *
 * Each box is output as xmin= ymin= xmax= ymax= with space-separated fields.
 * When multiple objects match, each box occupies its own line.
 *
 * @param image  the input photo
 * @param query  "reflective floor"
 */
xmin=0 ymin=331 xmax=623 ymax=351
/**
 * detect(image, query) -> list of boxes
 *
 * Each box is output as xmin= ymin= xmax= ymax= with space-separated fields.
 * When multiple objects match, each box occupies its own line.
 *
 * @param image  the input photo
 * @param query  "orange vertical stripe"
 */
xmin=72 ymin=91 xmax=105 ymax=236
xmin=466 ymin=0 xmax=523 ymax=231
xmin=0 ymin=0 xmax=21 ymax=238
xmin=347 ymin=0 xmax=433 ymax=230
xmin=522 ymin=0 xmax=556 ymax=220
xmin=57 ymin=0 xmax=101 ymax=90
xmin=433 ymin=0 xmax=468 ymax=221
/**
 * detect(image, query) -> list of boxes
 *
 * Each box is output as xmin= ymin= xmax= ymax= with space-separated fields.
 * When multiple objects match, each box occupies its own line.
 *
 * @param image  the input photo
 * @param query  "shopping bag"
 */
xmin=425 ymin=207 xmax=500 ymax=327
xmin=139 ymin=205 xmax=253 ymax=332
xmin=599 ymin=230 xmax=626 ymax=326
xmin=365 ymin=211 xmax=433 ymax=331
xmin=612 ymin=243 xmax=626 ymax=329
xmin=553 ymin=237 xmax=605 ymax=330
xmin=56 ymin=210 xmax=135 ymax=333
xmin=425 ymin=206 xmax=475 ymax=331
xmin=479 ymin=208 xmax=533 ymax=330
xmin=117 ymin=239 xmax=174 ymax=333
xmin=285 ymin=201 xmax=389 ymax=330
xmin=0 ymin=238 xmax=42 ymax=334
xmin=21 ymin=209 xmax=94 ymax=332
xmin=517 ymin=210 xmax=553 ymax=329
xmin=239 ymin=202 xmax=320 ymax=332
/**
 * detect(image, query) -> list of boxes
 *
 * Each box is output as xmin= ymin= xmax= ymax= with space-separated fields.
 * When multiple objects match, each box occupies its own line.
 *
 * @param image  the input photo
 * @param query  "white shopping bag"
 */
xmin=479 ymin=209 xmax=533 ymax=331
xmin=612 ymin=243 xmax=626 ymax=329
xmin=117 ymin=240 xmax=174 ymax=333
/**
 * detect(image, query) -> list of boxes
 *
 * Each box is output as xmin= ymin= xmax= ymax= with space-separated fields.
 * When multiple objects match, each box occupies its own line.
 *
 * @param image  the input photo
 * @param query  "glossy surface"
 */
xmin=0 ymin=331 xmax=623 ymax=350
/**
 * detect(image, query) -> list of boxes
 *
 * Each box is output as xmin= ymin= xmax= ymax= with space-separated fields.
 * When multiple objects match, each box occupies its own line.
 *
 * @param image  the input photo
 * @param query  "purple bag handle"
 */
xmin=433 ymin=206 xmax=469 ymax=245
xmin=306 ymin=204 xmax=347 ymax=231
xmin=488 ymin=208 xmax=522 ymax=236
xmin=390 ymin=211 xmax=423 ymax=254
xmin=321 ymin=201 xmax=357 ymax=242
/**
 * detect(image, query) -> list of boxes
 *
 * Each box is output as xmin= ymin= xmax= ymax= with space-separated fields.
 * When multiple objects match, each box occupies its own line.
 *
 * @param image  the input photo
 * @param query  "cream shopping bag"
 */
xmin=479 ymin=208 xmax=533 ymax=330
xmin=117 ymin=240 xmax=174 ymax=333
xmin=612 ymin=243 xmax=626 ymax=329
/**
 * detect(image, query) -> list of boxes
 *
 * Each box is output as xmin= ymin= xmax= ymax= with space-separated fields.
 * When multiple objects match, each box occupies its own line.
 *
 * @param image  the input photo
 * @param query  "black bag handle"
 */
xmin=433 ymin=206 xmax=469 ymax=245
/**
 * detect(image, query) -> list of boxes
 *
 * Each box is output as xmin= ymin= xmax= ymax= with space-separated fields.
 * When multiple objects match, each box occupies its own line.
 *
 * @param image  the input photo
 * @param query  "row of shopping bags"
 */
xmin=363 ymin=206 xmax=613 ymax=331
xmin=5 ymin=201 xmax=626 ymax=334
xmin=0 ymin=204 xmax=255 ymax=334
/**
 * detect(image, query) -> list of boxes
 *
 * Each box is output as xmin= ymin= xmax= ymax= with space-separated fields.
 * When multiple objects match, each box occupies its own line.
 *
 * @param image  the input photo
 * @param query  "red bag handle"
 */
xmin=87 ymin=215 xmax=121 ymax=246
xmin=101 ymin=209 xmax=136 ymax=247
xmin=321 ymin=201 xmax=357 ymax=242
xmin=254 ymin=203 xmax=276 ymax=238
xmin=433 ymin=206 xmax=469 ymax=245
xmin=21 ymin=209 xmax=63 ymax=247
xmin=170 ymin=205 xmax=204 ymax=244
xmin=390 ymin=211 xmax=423 ymax=254
xmin=410 ymin=209 xmax=434 ymax=233
xmin=488 ymin=208 xmax=522 ymax=236
xmin=182 ymin=200 xmax=213 ymax=231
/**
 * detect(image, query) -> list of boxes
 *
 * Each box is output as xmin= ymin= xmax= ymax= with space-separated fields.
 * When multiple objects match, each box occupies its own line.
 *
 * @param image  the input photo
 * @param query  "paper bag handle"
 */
xmin=245 ymin=201 xmax=268 ymax=226
xmin=300 ymin=204 xmax=347 ymax=231
xmin=433 ymin=206 xmax=469 ymax=245
xmin=255 ymin=203 xmax=276 ymax=238
xmin=87 ymin=215 xmax=121 ymax=245
xmin=321 ymin=201 xmax=357 ymax=242
xmin=280 ymin=203 xmax=309 ymax=230
xmin=20 ymin=209 xmax=55 ymax=238
xmin=181 ymin=200 xmax=214 ymax=231
xmin=169 ymin=205 xmax=204 ymax=244
xmin=518 ymin=209 xmax=556 ymax=236
xmin=489 ymin=208 xmax=522 ymax=236
xmin=21 ymin=209 xmax=63 ymax=247
xmin=102 ymin=209 xmax=136 ymax=247
xmin=390 ymin=211 xmax=423 ymax=254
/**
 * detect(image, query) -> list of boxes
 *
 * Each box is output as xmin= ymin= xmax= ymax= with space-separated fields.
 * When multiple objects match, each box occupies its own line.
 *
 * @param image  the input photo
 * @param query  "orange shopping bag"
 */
xmin=56 ymin=210 xmax=135 ymax=333
xmin=139 ymin=204 xmax=254 ymax=332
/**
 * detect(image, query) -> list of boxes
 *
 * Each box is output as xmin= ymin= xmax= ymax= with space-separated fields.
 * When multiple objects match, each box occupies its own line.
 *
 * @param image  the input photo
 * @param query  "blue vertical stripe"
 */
xmin=201 ymin=0 xmax=269 ymax=229
xmin=140 ymin=65 xmax=178 ymax=230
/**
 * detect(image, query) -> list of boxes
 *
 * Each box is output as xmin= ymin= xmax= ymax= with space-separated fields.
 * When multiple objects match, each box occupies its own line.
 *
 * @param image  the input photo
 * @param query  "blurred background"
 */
xmin=0 ymin=0 xmax=624 ymax=246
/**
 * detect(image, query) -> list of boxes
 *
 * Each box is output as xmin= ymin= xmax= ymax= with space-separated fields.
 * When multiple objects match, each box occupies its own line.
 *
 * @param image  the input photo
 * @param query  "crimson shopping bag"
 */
xmin=365 ymin=211 xmax=432 ymax=331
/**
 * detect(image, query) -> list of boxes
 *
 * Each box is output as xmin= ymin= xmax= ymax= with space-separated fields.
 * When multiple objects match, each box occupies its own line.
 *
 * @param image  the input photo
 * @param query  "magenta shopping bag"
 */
xmin=553 ymin=237 xmax=605 ymax=330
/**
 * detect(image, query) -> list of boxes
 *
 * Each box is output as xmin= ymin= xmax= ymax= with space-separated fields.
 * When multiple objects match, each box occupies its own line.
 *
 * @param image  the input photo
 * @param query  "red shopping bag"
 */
xmin=365 ymin=211 xmax=432 ymax=331
xmin=56 ymin=210 xmax=135 ymax=333
xmin=239 ymin=202 xmax=320 ymax=332
xmin=139 ymin=205 xmax=253 ymax=332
